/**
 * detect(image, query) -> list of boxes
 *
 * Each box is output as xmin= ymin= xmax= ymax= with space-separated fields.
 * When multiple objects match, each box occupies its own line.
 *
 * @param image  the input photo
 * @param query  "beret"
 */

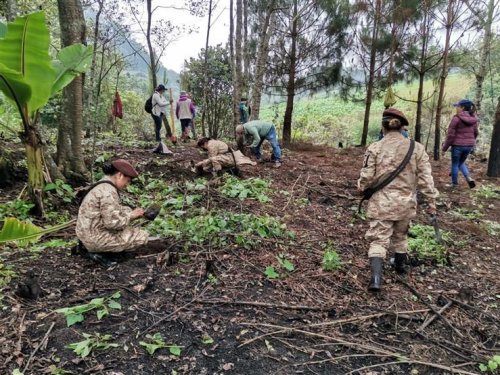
xmin=111 ymin=159 xmax=139 ymax=178
xmin=382 ymin=108 xmax=409 ymax=126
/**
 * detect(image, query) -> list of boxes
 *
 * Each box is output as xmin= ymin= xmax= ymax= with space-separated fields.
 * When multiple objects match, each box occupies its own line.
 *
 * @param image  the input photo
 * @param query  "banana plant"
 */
xmin=0 ymin=11 xmax=92 ymax=216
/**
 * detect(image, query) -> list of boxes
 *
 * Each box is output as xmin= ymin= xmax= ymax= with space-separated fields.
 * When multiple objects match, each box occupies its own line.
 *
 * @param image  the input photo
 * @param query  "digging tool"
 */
xmin=430 ymin=214 xmax=442 ymax=244
xmin=169 ymin=88 xmax=177 ymax=144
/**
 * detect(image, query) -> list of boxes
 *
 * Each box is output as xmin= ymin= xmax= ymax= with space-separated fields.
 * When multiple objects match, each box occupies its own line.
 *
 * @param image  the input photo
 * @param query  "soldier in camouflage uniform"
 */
xmin=358 ymin=108 xmax=438 ymax=291
xmin=195 ymin=138 xmax=256 ymax=174
xmin=76 ymin=159 xmax=149 ymax=265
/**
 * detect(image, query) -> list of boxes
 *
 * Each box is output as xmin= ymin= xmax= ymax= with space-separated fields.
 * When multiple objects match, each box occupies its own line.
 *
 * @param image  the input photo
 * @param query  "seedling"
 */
xmin=479 ymin=355 xmax=500 ymax=372
xmin=0 ymin=199 xmax=34 ymax=221
xmin=277 ymin=255 xmax=295 ymax=272
xmin=207 ymin=273 xmax=218 ymax=285
xmin=264 ymin=266 xmax=280 ymax=279
xmin=56 ymin=292 xmax=122 ymax=327
xmin=201 ymin=334 xmax=214 ymax=345
xmin=322 ymin=249 xmax=342 ymax=271
xmin=139 ymin=333 xmax=182 ymax=356
xmin=67 ymin=333 xmax=118 ymax=358
xmin=43 ymin=179 xmax=75 ymax=203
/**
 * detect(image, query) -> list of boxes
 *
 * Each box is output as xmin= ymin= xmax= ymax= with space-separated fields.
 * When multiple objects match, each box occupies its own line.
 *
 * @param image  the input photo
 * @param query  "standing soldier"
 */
xmin=358 ymin=108 xmax=438 ymax=292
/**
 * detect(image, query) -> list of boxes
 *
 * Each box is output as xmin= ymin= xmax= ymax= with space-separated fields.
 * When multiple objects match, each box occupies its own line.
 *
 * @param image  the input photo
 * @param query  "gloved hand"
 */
xmin=144 ymin=204 xmax=161 ymax=221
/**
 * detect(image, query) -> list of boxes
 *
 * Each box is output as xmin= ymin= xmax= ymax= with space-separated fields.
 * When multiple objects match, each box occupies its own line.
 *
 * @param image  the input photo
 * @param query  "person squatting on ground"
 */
xmin=236 ymin=120 xmax=282 ymax=168
xmin=151 ymin=84 xmax=173 ymax=142
xmin=358 ymin=108 xmax=438 ymax=292
xmin=76 ymin=159 xmax=150 ymax=266
xmin=442 ymin=99 xmax=479 ymax=189
xmin=176 ymin=90 xmax=196 ymax=142
xmin=195 ymin=137 xmax=256 ymax=176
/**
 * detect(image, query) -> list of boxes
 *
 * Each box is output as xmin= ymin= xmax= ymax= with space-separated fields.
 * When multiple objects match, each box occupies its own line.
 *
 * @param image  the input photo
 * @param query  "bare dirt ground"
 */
xmin=0 ymin=141 xmax=499 ymax=375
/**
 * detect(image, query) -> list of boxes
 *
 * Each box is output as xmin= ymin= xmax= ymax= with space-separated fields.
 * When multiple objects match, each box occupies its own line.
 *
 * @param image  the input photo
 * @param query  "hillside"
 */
xmin=0 ymin=139 xmax=498 ymax=375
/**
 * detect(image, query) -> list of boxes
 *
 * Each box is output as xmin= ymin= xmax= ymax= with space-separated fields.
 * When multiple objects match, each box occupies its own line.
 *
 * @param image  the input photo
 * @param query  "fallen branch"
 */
xmin=417 ymin=300 xmax=453 ymax=332
xmin=448 ymin=297 xmax=500 ymax=323
xmin=23 ymin=322 xmax=55 ymax=373
xmin=397 ymin=277 xmax=464 ymax=338
xmin=197 ymin=299 xmax=332 ymax=311
xmin=281 ymin=173 xmax=302 ymax=212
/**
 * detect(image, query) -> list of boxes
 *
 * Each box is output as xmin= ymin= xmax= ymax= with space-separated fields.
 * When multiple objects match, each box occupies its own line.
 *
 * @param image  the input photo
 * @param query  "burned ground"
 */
xmin=0 ymin=141 xmax=499 ymax=375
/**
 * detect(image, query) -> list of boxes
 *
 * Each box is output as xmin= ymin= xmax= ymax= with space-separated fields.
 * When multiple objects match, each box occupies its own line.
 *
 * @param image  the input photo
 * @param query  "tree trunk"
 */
xmin=415 ymin=72 xmax=425 ymax=142
xmin=232 ymin=0 xmax=243 ymax=130
xmin=433 ymin=0 xmax=454 ymax=161
xmin=146 ymin=0 xmax=157 ymax=89
xmin=57 ymin=0 xmax=89 ymax=180
xmin=361 ymin=0 xmax=382 ymax=147
xmin=487 ymin=96 xmax=500 ymax=177
xmin=242 ymin=0 xmax=249 ymax=96
xmin=250 ymin=1 xmax=276 ymax=120
xmin=201 ymin=0 xmax=213 ymax=138
xmin=282 ymin=0 xmax=298 ymax=146
xmin=24 ymin=125 xmax=45 ymax=217
xmin=474 ymin=0 xmax=495 ymax=112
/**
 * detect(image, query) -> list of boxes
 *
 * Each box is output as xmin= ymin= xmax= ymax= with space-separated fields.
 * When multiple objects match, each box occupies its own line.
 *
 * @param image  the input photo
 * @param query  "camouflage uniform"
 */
xmin=358 ymin=132 xmax=438 ymax=258
xmin=196 ymin=139 xmax=256 ymax=172
xmin=76 ymin=177 xmax=149 ymax=253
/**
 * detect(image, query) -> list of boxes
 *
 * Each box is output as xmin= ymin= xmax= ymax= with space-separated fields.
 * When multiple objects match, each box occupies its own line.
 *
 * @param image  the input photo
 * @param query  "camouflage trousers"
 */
xmin=366 ymin=219 xmax=411 ymax=258
xmin=83 ymin=227 xmax=149 ymax=253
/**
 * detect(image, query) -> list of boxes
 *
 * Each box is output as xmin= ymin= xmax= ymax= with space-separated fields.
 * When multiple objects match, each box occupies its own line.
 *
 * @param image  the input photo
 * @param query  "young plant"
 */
xmin=43 ymin=179 xmax=75 ymax=203
xmin=67 ymin=333 xmax=118 ymax=358
xmin=0 ymin=199 xmax=34 ymax=221
xmin=139 ymin=333 xmax=182 ymax=356
xmin=408 ymin=224 xmax=450 ymax=266
xmin=322 ymin=249 xmax=342 ymax=271
xmin=219 ymin=175 xmax=271 ymax=202
xmin=207 ymin=273 xmax=218 ymax=285
xmin=479 ymin=355 xmax=500 ymax=373
xmin=55 ymin=292 xmax=122 ymax=327
xmin=264 ymin=266 xmax=280 ymax=279
xmin=277 ymin=255 xmax=295 ymax=272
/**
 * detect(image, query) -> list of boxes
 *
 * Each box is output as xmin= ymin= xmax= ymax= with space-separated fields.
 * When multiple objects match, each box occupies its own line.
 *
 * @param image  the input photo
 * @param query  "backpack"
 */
xmin=144 ymin=96 xmax=153 ymax=114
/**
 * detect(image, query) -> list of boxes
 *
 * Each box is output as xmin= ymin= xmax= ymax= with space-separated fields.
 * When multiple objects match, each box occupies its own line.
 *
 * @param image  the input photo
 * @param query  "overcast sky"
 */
xmin=153 ymin=1 xmax=230 ymax=72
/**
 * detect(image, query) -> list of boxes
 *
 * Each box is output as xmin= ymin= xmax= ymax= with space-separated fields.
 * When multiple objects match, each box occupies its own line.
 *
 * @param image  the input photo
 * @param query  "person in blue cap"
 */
xmin=442 ymin=99 xmax=479 ymax=189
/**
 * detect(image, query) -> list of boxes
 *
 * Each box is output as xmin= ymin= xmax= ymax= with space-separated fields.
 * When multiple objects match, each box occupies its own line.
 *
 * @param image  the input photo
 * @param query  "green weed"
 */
xmin=219 ymin=175 xmax=271 ymax=202
xmin=277 ymin=255 xmax=295 ymax=272
xmin=479 ymin=355 xmax=500 ymax=373
xmin=56 ymin=292 xmax=122 ymax=327
xmin=482 ymin=221 xmax=500 ymax=237
xmin=0 ymin=199 xmax=34 ymax=221
xmin=43 ymin=179 xmax=75 ymax=204
xmin=139 ymin=333 xmax=181 ymax=356
xmin=67 ymin=333 xmax=118 ymax=358
xmin=207 ymin=273 xmax=218 ymax=285
xmin=0 ymin=262 xmax=16 ymax=288
xmin=322 ymin=249 xmax=342 ymax=271
xmin=453 ymin=207 xmax=483 ymax=220
xmin=408 ymin=224 xmax=450 ymax=266
xmin=264 ymin=266 xmax=280 ymax=279
xmin=474 ymin=185 xmax=500 ymax=199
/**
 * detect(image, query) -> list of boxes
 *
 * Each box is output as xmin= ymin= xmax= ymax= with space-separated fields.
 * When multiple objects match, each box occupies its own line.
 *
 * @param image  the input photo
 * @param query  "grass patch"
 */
xmin=408 ymin=224 xmax=451 ymax=266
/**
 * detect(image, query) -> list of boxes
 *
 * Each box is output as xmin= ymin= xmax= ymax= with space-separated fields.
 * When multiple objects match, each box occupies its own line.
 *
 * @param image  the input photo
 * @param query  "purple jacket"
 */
xmin=442 ymin=112 xmax=478 ymax=152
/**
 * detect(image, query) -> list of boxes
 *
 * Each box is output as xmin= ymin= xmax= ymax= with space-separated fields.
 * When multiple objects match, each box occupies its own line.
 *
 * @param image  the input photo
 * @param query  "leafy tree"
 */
xmin=267 ymin=0 xmax=350 ymax=145
xmin=181 ymin=45 xmax=233 ymax=138
xmin=0 ymin=12 xmax=92 ymax=215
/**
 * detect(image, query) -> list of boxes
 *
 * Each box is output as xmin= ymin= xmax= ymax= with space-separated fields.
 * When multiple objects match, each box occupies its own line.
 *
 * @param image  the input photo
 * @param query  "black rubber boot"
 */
xmin=86 ymin=252 xmax=117 ymax=268
xmin=368 ymin=257 xmax=383 ymax=292
xmin=394 ymin=253 xmax=408 ymax=274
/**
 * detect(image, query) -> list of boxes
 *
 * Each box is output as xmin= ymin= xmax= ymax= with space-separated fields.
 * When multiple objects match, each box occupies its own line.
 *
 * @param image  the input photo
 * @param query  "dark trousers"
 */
xmin=151 ymin=114 xmax=163 ymax=141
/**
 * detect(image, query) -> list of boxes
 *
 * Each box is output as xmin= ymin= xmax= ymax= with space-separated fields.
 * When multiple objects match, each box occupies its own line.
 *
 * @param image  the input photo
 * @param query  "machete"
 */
xmin=430 ymin=214 xmax=442 ymax=244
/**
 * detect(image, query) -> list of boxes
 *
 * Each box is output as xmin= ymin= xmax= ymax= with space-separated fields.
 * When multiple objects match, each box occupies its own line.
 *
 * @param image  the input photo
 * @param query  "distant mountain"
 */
xmin=83 ymin=7 xmax=180 ymax=96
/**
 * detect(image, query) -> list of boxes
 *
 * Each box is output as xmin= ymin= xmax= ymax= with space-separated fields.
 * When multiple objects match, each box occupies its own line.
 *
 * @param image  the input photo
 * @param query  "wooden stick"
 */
xmin=197 ymin=299 xmax=332 ymax=311
xmin=448 ymin=297 xmax=500 ymax=323
xmin=418 ymin=300 xmax=453 ymax=332
xmin=397 ymin=277 xmax=464 ymax=338
xmin=281 ymin=174 xmax=302 ymax=212
xmin=23 ymin=322 xmax=55 ymax=373
xmin=169 ymin=88 xmax=177 ymax=142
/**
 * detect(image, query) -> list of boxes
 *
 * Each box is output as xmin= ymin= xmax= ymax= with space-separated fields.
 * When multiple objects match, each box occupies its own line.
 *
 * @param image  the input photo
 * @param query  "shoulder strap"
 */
xmin=77 ymin=180 xmax=118 ymax=207
xmin=358 ymin=140 xmax=415 ymax=212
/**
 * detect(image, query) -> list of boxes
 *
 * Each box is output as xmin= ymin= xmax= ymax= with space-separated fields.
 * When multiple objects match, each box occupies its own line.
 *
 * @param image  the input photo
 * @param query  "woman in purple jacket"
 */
xmin=442 ymin=99 xmax=479 ymax=189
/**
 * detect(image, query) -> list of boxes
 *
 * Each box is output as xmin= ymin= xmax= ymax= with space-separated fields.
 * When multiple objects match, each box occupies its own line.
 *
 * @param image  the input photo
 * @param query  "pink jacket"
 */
xmin=442 ymin=112 xmax=478 ymax=152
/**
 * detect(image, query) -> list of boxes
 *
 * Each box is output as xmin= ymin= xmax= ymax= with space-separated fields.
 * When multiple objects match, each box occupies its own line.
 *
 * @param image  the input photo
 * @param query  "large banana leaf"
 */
xmin=0 ymin=63 xmax=32 ymax=106
xmin=51 ymin=44 xmax=93 ymax=96
xmin=0 ymin=217 xmax=76 ymax=247
xmin=0 ymin=12 xmax=55 ymax=115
